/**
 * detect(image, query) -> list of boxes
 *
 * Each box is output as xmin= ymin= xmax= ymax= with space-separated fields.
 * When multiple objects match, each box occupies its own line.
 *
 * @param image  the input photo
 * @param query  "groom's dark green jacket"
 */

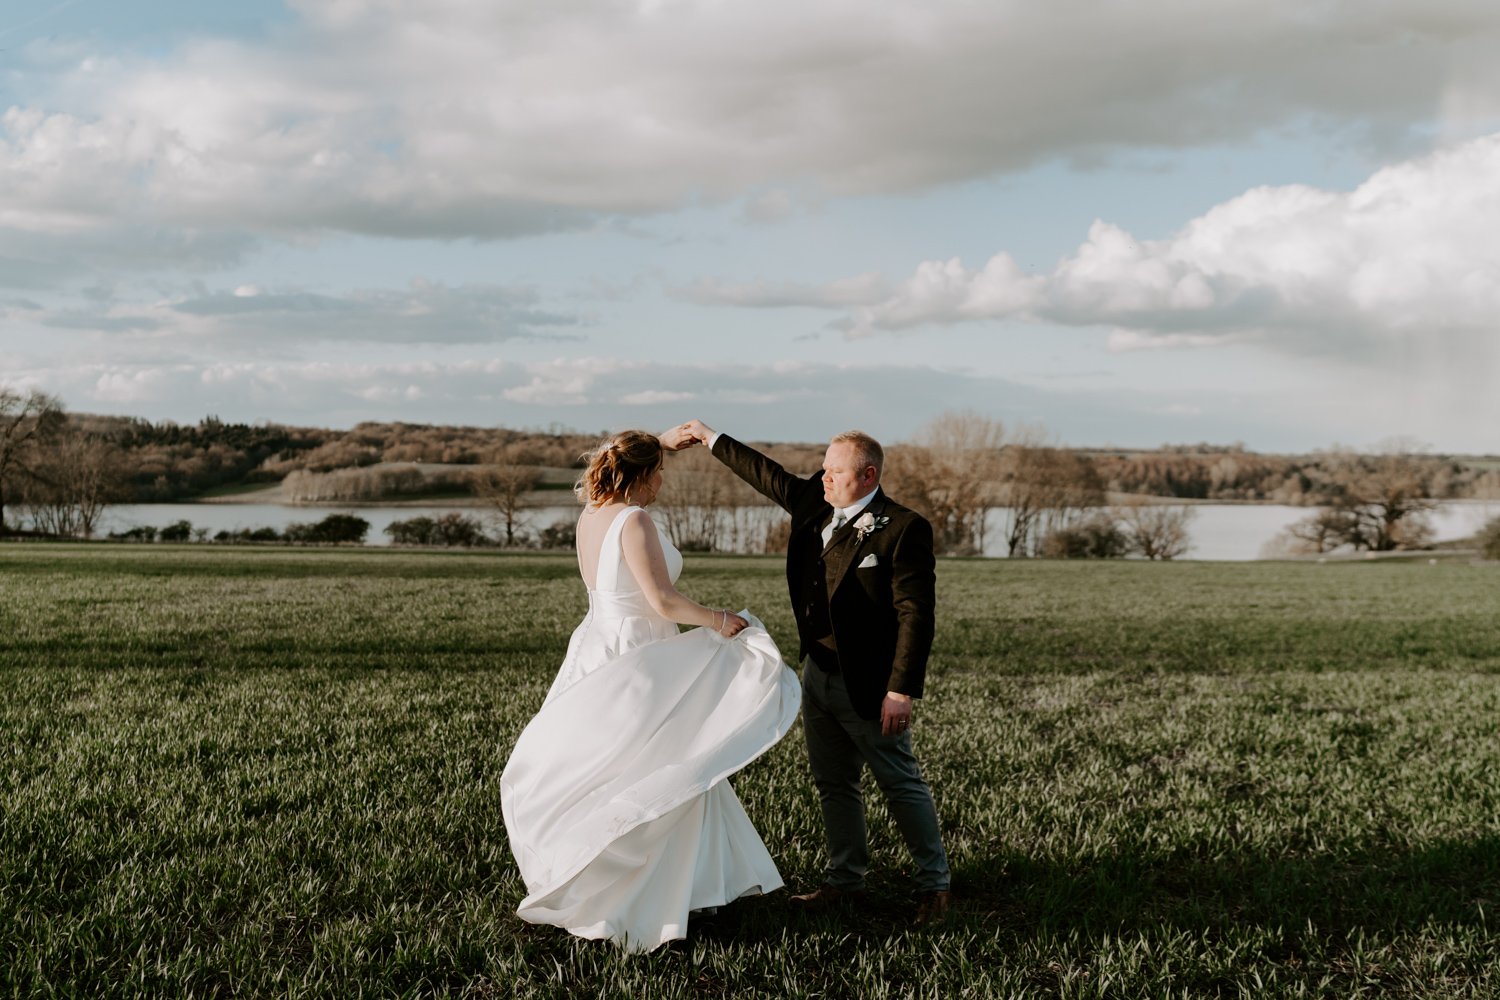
xmin=711 ymin=434 xmax=936 ymax=721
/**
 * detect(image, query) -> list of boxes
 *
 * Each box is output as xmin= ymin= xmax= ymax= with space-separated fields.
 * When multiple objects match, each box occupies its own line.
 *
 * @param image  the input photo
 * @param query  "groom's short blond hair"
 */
xmin=830 ymin=430 xmax=884 ymax=477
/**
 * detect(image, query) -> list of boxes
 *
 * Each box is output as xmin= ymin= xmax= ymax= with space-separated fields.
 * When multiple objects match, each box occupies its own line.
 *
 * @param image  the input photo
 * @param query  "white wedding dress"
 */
xmin=501 ymin=505 xmax=801 ymax=952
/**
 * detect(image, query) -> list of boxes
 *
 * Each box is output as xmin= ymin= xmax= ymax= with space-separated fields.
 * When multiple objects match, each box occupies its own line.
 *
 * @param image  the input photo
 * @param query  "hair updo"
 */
xmin=576 ymin=430 xmax=664 ymax=506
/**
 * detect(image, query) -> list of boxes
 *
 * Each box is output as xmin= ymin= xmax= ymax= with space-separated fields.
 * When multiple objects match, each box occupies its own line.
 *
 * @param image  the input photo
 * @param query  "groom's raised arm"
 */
xmin=665 ymin=420 xmax=817 ymax=515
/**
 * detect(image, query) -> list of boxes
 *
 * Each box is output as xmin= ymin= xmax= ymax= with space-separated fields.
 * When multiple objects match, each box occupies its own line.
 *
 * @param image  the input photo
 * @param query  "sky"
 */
xmin=2 ymin=0 xmax=1499 ymax=452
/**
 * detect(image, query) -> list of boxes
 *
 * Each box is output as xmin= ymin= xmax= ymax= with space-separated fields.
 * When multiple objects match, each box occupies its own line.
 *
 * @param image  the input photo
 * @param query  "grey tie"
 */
xmin=823 ymin=510 xmax=847 ymax=546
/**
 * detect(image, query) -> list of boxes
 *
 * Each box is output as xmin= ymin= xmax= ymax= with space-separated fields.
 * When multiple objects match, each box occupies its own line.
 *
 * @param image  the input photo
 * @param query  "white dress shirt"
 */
xmin=822 ymin=489 xmax=878 ymax=546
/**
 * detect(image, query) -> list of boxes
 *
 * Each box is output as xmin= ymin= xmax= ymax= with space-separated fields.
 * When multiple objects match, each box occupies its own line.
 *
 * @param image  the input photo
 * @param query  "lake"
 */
xmin=92 ymin=500 xmax=1499 ymax=560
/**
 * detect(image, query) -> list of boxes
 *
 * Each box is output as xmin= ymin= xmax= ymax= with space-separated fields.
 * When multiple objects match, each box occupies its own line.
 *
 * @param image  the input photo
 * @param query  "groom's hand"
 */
xmin=681 ymin=418 xmax=715 ymax=444
xmin=880 ymin=692 xmax=913 ymax=737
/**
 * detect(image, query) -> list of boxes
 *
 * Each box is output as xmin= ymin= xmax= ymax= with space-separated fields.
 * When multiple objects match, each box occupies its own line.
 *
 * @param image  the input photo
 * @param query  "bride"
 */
xmin=501 ymin=429 xmax=801 ymax=952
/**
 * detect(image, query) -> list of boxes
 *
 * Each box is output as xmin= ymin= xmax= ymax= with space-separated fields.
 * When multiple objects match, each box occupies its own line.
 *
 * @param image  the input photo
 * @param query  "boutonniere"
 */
xmin=853 ymin=512 xmax=890 ymax=542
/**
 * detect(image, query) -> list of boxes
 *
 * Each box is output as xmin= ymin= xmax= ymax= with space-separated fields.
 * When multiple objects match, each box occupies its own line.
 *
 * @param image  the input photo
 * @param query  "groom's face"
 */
xmin=822 ymin=442 xmax=877 ymax=509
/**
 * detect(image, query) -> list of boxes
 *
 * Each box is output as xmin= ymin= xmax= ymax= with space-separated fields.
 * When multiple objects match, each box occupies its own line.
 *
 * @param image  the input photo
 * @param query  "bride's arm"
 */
xmin=619 ymin=511 xmax=747 ymax=636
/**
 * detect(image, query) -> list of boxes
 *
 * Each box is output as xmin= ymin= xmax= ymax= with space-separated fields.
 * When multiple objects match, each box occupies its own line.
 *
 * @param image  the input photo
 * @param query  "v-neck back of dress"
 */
xmin=585 ymin=506 xmax=682 ymax=622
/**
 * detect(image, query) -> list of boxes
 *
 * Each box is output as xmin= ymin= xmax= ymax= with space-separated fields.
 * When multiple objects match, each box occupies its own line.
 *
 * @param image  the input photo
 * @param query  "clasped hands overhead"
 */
xmin=659 ymin=419 xmax=714 ymax=452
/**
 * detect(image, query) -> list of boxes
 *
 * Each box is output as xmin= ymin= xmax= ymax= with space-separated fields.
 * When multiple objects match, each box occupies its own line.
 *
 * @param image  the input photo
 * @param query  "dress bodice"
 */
xmin=542 ymin=506 xmax=685 ymax=705
xmin=588 ymin=506 xmax=682 ymax=622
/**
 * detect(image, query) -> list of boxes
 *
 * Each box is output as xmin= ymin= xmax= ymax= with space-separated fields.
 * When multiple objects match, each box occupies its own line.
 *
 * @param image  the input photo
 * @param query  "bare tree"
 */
xmin=21 ymin=431 xmax=128 ymax=537
xmin=998 ymin=438 xmax=1107 ymax=557
xmin=1286 ymin=443 xmax=1438 ymax=553
xmin=1341 ymin=446 xmax=1438 ymax=551
xmin=883 ymin=411 xmax=1006 ymax=556
xmin=655 ymin=447 xmax=763 ymax=552
xmin=1280 ymin=508 xmax=1348 ymax=554
xmin=1116 ymin=499 xmax=1195 ymax=560
xmin=0 ymin=387 xmax=65 ymax=532
xmin=472 ymin=448 xmax=542 ymax=547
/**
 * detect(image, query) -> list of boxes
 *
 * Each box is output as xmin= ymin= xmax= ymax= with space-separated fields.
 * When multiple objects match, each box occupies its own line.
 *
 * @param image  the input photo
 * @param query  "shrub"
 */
xmin=385 ymin=516 xmax=439 ymax=546
xmin=385 ymin=514 xmax=488 ymax=547
xmin=538 ymin=520 xmax=576 ymax=550
xmin=158 ymin=519 xmax=193 ymax=542
xmin=384 ymin=514 xmax=488 ymax=547
xmin=214 ymin=526 xmax=284 ymax=543
xmin=1478 ymin=516 xmax=1500 ymax=560
xmin=433 ymin=513 xmax=486 ymax=547
xmin=285 ymin=514 xmax=369 ymax=545
xmin=1040 ymin=514 xmax=1129 ymax=559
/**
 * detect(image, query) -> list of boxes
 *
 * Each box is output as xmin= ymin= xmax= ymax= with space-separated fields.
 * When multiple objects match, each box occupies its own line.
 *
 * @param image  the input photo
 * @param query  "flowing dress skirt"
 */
xmin=501 ymin=616 xmax=800 ymax=951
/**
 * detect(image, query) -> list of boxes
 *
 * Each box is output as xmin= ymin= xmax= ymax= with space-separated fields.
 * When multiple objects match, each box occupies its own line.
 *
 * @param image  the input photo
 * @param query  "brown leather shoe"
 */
xmin=788 ymin=884 xmax=868 ymax=912
xmin=914 ymin=889 xmax=952 ymax=926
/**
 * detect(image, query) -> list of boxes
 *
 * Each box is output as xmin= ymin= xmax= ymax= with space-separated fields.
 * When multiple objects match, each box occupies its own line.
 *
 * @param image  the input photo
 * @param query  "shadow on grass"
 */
xmin=680 ymin=837 xmax=1499 ymax=947
xmin=960 ymin=836 xmax=1499 ymax=944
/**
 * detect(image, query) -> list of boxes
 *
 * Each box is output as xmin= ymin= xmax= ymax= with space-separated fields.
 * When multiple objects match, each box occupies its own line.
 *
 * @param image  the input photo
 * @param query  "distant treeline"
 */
xmin=8 ymin=388 xmax=1500 ymax=557
xmin=44 ymin=414 xmax=1500 ymax=504
xmin=64 ymin=415 xmax=605 ymax=501
xmin=1091 ymin=448 xmax=1500 ymax=503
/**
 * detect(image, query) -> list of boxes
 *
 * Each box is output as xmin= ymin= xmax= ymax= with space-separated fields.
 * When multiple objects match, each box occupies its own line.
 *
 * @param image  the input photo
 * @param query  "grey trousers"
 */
xmin=801 ymin=658 xmax=950 ymax=892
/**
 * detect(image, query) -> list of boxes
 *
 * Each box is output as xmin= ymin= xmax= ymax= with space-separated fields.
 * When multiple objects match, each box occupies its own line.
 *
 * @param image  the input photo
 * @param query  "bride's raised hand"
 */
xmin=659 ymin=422 xmax=706 ymax=451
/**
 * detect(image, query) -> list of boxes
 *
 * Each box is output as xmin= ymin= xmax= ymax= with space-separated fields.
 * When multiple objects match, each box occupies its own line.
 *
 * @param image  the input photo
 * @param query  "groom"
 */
xmin=661 ymin=420 xmax=951 ymax=925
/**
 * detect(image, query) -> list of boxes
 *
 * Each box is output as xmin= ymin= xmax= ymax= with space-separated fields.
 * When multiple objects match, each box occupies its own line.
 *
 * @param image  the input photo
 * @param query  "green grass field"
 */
xmin=2 ymin=545 xmax=1499 ymax=998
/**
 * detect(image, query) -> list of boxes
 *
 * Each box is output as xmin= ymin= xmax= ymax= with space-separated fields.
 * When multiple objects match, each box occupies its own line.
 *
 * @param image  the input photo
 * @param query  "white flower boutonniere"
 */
xmin=853 ymin=512 xmax=890 ymax=542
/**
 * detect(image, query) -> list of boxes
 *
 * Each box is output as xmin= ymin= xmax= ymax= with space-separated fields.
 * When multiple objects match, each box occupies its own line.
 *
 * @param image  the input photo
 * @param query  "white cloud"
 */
xmin=503 ymin=377 xmax=590 ymax=407
xmin=834 ymin=131 xmax=1500 ymax=366
xmin=354 ymin=384 xmax=426 ymax=402
xmin=14 ymin=279 xmax=581 ymax=346
xmin=828 ymin=254 xmax=1043 ymax=332
xmin=675 ymin=273 xmax=890 ymax=308
xmin=740 ymin=188 xmax=803 ymax=225
xmin=4 ymin=0 xmax=1500 ymax=253
xmin=93 ymin=367 xmax=175 ymax=403
xmin=1104 ymin=331 xmax=1251 ymax=352
xmin=619 ymin=389 xmax=697 ymax=405
xmin=170 ymin=281 xmax=582 ymax=344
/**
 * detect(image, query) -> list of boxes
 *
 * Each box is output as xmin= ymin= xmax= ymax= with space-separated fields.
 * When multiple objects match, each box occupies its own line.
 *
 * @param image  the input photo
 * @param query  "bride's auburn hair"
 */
xmin=576 ymin=430 xmax=663 ymax=506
